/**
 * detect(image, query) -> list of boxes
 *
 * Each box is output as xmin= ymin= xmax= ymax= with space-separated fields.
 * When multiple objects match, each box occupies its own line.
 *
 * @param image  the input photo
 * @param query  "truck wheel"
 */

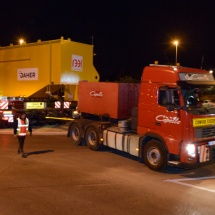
xmin=86 ymin=126 xmax=102 ymax=151
xmin=70 ymin=123 xmax=82 ymax=145
xmin=143 ymin=140 xmax=167 ymax=171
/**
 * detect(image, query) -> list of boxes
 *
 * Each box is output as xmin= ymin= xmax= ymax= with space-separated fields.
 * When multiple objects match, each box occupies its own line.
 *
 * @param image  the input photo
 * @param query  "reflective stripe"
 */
xmin=55 ymin=101 xmax=61 ymax=108
xmin=0 ymin=101 xmax=8 ymax=109
xmin=64 ymin=102 xmax=70 ymax=108
xmin=19 ymin=133 xmax=27 ymax=136
xmin=8 ymin=117 xmax=14 ymax=122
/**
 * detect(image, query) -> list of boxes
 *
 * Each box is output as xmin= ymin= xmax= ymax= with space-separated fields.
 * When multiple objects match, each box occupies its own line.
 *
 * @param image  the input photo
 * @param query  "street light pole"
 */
xmin=173 ymin=40 xmax=179 ymax=65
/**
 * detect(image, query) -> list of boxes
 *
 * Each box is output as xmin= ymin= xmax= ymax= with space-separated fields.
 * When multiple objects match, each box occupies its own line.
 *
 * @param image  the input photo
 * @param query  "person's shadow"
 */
xmin=24 ymin=150 xmax=54 ymax=157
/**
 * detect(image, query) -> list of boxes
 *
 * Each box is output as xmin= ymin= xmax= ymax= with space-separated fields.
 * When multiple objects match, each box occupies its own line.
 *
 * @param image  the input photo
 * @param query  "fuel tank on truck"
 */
xmin=78 ymin=81 xmax=140 ymax=119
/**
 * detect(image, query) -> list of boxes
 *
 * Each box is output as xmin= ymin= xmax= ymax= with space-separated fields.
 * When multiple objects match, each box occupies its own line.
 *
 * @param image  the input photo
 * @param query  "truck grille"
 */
xmin=195 ymin=127 xmax=215 ymax=138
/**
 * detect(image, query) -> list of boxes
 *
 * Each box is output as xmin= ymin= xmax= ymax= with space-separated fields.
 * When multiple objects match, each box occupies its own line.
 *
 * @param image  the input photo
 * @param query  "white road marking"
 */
xmin=165 ymin=176 xmax=215 ymax=193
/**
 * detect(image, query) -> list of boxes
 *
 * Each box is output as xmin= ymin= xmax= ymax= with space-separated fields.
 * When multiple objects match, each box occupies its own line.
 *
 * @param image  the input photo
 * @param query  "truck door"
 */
xmin=154 ymin=87 xmax=182 ymax=154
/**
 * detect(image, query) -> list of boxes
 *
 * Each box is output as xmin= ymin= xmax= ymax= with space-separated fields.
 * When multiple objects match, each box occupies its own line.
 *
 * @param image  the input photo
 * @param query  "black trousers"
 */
xmin=17 ymin=136 xmax=26 ymax=153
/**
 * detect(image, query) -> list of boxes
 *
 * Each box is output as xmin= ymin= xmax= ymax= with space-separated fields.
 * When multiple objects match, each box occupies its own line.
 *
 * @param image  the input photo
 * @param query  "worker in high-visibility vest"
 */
xmin=14 ymin=111 xmax=32 ymax=158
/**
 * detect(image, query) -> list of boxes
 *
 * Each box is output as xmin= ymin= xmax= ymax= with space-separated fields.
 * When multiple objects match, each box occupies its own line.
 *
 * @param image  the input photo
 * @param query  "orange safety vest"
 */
xmin=17 ymin=118 xmax=29 ymax=136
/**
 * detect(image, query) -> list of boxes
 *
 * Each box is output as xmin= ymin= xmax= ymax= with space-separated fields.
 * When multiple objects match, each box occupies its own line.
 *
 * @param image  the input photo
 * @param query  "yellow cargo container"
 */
xmin=0 ymin=37 xmax=99 ymax=101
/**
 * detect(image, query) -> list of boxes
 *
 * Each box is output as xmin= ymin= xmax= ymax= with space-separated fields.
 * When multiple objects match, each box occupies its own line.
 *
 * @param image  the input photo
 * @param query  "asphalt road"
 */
xmin=1 ymin=128 xmax=215 ymax=215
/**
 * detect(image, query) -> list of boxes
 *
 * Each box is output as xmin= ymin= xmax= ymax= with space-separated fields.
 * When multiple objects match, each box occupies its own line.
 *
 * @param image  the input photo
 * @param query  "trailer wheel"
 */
xmin=143 ymin=140 xmax=167 ymax=171
xmin=86 ymin=126 xmax=102 ymax=151
xmin=70 ymin=123 xmax=82 ymax=145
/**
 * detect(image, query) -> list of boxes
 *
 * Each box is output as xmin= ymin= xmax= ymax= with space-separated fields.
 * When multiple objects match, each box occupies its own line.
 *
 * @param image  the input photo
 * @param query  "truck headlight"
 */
xmin=186 ymin=144 xmax=196 ymax=157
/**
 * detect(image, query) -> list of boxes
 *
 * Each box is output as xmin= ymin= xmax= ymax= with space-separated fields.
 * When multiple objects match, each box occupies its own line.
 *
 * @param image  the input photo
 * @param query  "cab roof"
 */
xmin=142 ymin=64 xmax=212 ymax=84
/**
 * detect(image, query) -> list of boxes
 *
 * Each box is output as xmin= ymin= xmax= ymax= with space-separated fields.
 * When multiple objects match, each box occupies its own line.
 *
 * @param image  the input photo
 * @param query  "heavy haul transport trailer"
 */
xmin=0 ymin=37 xmax=100 ymax=127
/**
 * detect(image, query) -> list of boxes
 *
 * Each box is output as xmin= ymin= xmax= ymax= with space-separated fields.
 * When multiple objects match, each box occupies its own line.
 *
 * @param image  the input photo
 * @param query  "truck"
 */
xmin=67 ymin=64 xmax=215 ymax=171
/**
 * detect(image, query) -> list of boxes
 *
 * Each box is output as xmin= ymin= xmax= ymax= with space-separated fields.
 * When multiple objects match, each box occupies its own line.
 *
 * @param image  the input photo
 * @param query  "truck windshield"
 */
xmin=181 ymin=86 xmax=215 ymax=114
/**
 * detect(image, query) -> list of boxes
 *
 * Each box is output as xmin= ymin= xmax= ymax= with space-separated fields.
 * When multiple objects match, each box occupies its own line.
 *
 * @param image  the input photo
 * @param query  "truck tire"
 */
xmin=86 ymin=126 xmax=102 ymax=151
xmin=70 ymin=122 xmax=82 ymax=145
xmin=143 ymin=140 xmax=167 ymax=171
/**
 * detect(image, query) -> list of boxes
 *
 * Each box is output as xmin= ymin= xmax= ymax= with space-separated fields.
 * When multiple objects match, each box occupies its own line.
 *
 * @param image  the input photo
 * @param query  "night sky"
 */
xmin=1 ymin=0 xmax=215 ymax=81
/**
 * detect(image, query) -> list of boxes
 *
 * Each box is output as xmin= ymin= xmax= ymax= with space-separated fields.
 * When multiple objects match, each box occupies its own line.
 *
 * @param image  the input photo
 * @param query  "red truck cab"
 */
xmin=138 ymin=65 xmax=215 ymax=169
